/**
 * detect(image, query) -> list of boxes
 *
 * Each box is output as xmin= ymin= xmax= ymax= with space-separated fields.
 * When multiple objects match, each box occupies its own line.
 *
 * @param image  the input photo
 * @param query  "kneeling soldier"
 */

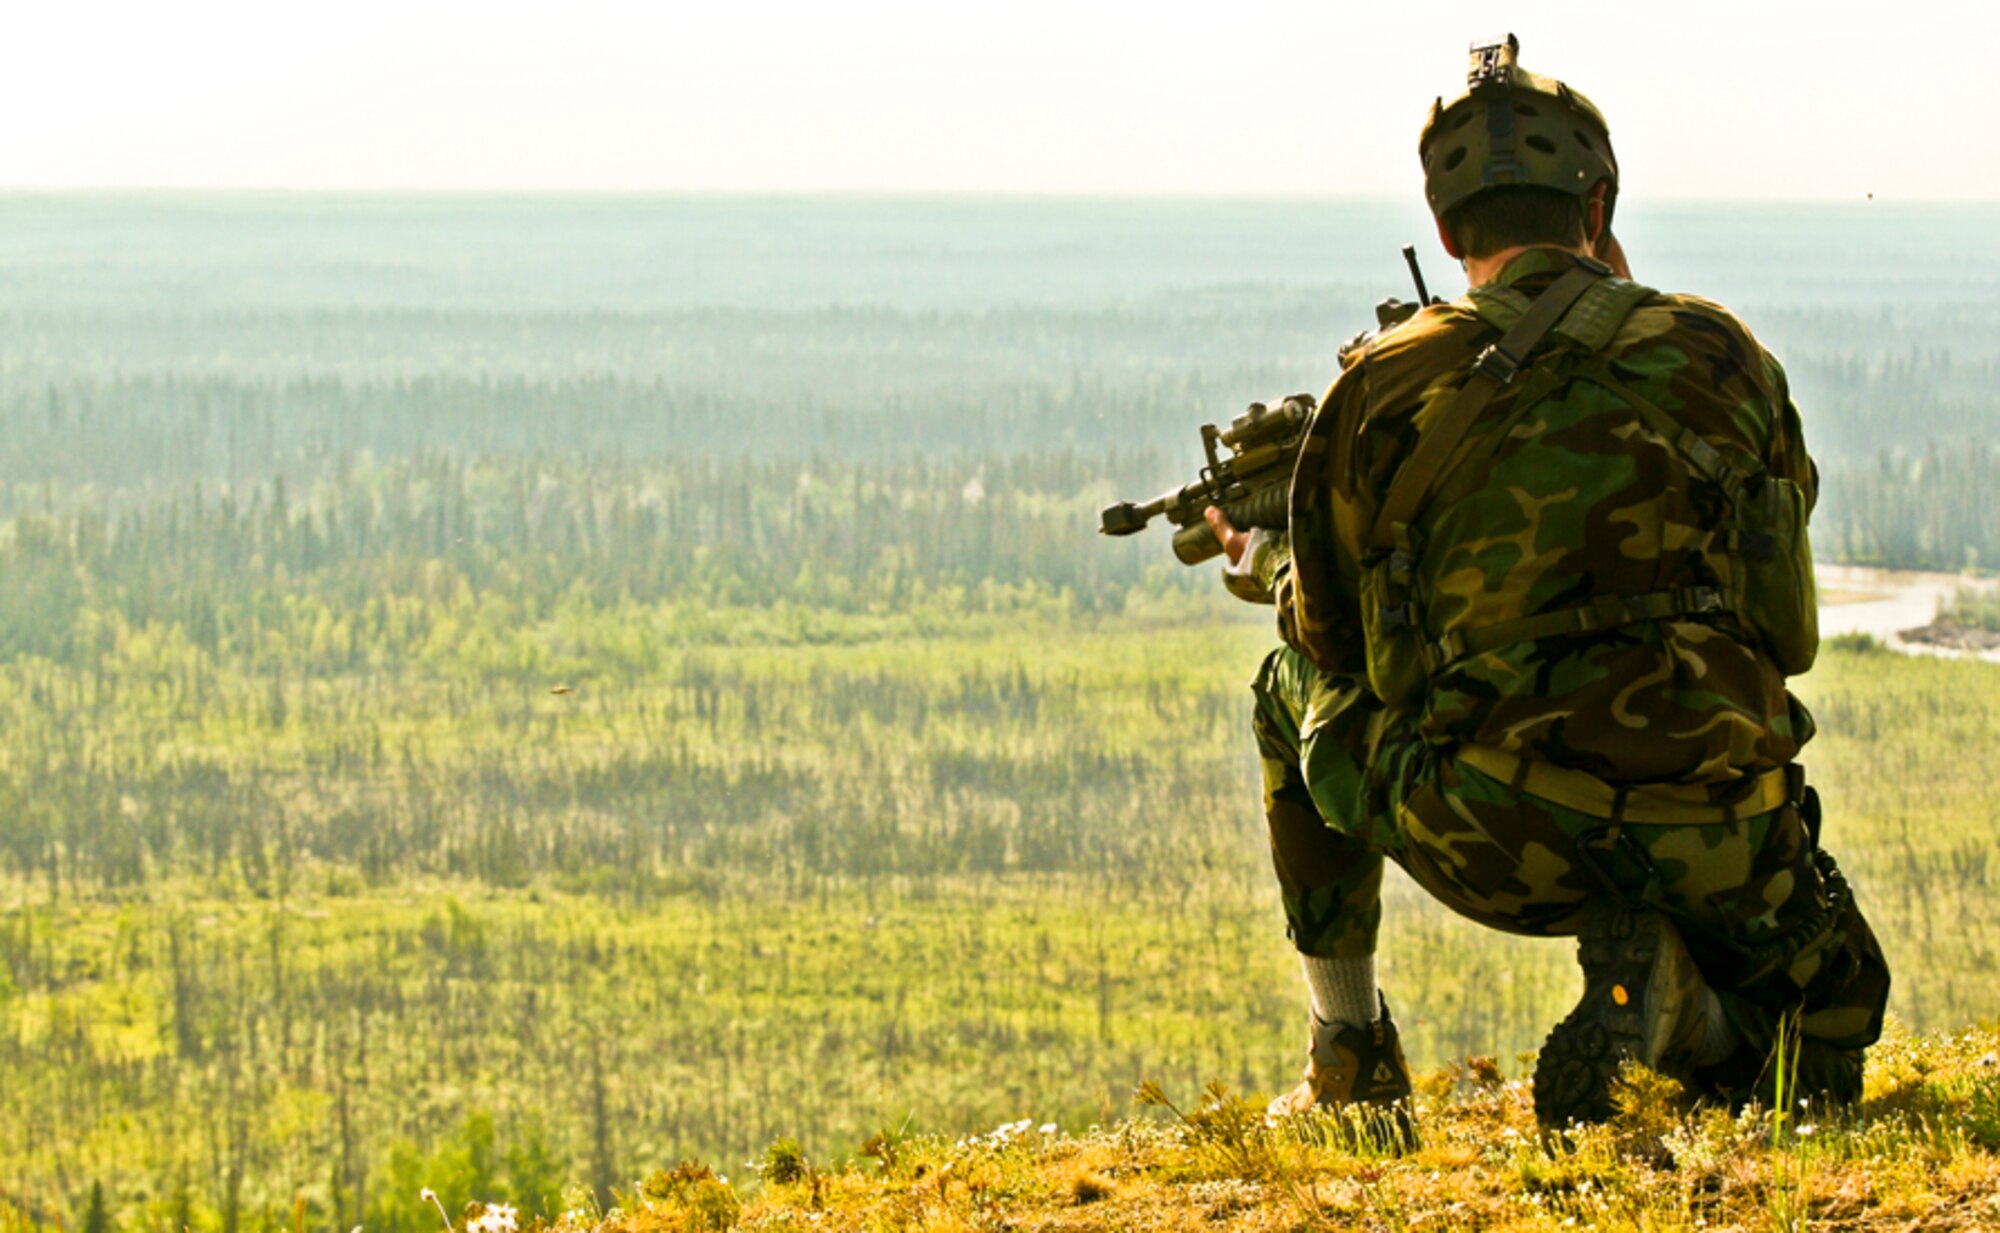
xmin=1216 ymin=35 xmax=1890 ymax=1129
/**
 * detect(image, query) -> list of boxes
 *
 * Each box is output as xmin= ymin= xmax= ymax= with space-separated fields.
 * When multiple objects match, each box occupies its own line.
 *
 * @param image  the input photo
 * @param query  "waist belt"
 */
xmin=1454 ymin=744 xmax=1791 ymax=825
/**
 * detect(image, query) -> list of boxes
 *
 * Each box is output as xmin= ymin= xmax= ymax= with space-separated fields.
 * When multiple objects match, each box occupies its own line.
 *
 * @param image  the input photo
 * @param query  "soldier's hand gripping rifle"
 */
xmin=1098 ymin=247 xmax=1439 ymax=565
xmin=1097 ymin=394 xmax=1317 ymax=565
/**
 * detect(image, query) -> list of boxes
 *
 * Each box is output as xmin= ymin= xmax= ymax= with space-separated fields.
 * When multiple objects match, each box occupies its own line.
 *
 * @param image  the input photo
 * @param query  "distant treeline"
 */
xmin=1 ymin=432 xmax=1993 ymax=678
xmin=4 ymin=335 xmax=1995 ymax=499
xmin=0 ymin=450 xmax=1187 ymax=670
xmin=1819 ymin=442 xmax=2000 ymax=571
xmin=3 ymin=362 xmax=1291 ymax=501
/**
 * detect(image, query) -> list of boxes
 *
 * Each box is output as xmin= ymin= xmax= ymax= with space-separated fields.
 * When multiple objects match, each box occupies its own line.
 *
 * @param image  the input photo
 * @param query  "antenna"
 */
xmin=1401 ymin=246 xmax=1435 ymax=306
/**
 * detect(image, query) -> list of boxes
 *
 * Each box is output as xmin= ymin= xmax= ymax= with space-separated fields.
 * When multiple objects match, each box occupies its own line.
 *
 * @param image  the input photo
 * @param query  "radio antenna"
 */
xmin=1401 ymin=245 xmax=1435 ymax=306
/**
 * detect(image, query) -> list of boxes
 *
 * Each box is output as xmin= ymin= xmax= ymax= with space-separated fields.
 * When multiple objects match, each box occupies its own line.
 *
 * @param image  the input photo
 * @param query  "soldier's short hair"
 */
xmin=1442 ymin=187 xmax=1588 ymax=260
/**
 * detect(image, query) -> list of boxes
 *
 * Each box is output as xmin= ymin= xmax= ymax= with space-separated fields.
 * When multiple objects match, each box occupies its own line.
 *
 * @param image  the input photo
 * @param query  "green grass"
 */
xmin=2 ymin=614 xmax=1997 ymax=1233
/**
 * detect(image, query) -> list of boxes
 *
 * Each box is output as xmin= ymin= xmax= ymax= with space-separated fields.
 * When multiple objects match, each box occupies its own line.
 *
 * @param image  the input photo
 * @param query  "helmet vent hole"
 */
xmin=1574 ymin=130 xmax=1595 ymax=152
xmin=1514 ymin=103 xmax=1539 ymax=117
xmin=1443 ymin=147 xmax=1467 ymax=171
xmin=1451 ymin=111 xmax=1476 ymax=132
xmin=1525 ymin=135 xmax=1558 ymax=155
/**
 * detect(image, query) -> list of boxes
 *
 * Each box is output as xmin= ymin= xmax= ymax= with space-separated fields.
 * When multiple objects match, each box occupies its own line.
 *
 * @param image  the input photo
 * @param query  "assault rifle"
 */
xmin=1098 ymin=247 xmax=1441 ymax=565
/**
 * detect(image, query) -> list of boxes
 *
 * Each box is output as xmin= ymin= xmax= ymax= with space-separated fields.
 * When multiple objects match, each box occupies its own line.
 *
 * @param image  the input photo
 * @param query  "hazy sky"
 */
xmin=6 ymin=0 xmax=1994 ymax=199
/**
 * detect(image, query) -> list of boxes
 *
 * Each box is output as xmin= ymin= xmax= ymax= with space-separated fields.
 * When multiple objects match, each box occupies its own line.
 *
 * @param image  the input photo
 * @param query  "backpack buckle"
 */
xmin=1685 ymin=586 xmax=1726 ymax=615
xmin=1472 ymin=343 xmax=1522 ymax=384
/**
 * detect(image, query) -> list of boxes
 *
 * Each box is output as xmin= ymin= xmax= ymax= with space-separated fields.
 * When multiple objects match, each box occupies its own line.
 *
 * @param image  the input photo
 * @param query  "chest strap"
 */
xmin=1455 ymin=743 xmax=1791 ymax=825
xmin=1428 ymin=585 xmax=1729 ymax=670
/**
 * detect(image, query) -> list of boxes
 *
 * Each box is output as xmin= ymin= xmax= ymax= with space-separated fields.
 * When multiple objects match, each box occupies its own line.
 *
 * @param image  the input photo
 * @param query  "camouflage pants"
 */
xmin=1252 ymin=645 xmax=1890 ymax=1096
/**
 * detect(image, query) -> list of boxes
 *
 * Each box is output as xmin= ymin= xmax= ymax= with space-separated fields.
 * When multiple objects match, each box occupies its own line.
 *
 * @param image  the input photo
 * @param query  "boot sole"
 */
xmin=1533 ymin=905 xmax=1686 ymax=1128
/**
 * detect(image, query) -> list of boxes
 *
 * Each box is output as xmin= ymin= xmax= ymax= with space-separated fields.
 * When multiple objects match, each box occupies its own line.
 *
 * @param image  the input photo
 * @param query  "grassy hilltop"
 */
xmin=540 ymin=1024 xmax=2000 ymax=1232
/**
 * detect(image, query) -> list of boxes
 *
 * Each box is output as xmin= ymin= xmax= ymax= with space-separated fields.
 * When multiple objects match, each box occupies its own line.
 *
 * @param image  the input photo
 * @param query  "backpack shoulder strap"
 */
xmin=1437 ymin=274 xmax=1662 ymax=505
xmin=1465 ymin=273 xmax=1654 ymax=349
xmin=1553 ymin=277 xmax=1656 ymax=351
xmin=1369 ymin=259 xmax=1611 ymax=552
xmin=1464 ymin=284 xmax=1533 ymax=327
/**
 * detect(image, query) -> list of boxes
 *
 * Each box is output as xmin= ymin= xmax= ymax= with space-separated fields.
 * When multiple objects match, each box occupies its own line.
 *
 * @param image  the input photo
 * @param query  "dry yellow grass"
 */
xmin=580 ymin=1020 xmax=2000 ymax=1233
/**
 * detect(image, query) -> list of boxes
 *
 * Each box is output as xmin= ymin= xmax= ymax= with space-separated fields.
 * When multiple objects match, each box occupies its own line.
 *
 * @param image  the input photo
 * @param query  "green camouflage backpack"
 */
xmin=1357 ymin=261 xmax=1817 ymax=711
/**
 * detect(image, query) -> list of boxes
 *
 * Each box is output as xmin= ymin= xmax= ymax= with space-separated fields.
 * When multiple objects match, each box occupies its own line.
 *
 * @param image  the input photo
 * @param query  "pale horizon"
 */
xmin=7 ymin=0 xmax=1997 ymax=201
xmin=6 ymin=187 xmax=1998 ymax=204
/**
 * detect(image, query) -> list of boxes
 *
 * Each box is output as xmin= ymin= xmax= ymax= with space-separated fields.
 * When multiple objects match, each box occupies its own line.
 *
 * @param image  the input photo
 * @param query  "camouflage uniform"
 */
xmin=1252 ymin=248 xmax=1889 ymax=1100
xmin=1252 ymin=634 xmax=1383 ymax=962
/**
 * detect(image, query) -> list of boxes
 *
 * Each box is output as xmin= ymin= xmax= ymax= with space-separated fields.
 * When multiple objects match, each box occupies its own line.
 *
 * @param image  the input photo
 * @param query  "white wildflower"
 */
xmin=468 ymin=1206 xmax=519 ymax=1233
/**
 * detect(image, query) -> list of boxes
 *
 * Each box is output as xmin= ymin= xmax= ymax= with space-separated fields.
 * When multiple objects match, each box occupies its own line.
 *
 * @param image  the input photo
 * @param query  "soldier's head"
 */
xmin=1419 ymin=36 xmax=1618 ymax=262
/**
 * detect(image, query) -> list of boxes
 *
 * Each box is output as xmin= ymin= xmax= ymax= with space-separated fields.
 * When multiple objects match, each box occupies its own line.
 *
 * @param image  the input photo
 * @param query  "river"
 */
xmin=1816 ymin=564 xmax=2000 ymax=662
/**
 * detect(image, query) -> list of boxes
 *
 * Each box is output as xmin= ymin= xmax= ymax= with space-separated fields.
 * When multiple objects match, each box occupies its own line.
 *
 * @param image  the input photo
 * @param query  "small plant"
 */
xmin=1065 ymin=1169 xmax=1112 ymax=1205
xmin=759 ymin=1138 xmax=811 ymax=1186
xmin=1764 ymin=1012 xmax=1815 ymax=1233
xmin=1135 ymin=1080 xmax=1265 ymax=1175
xmin=1352 ymin=1163 xmax=1409 ymax=1233
xmin=1965 ymin=1073 xmax=2000 ymax=1150
xmin=858 ymin=1114 xmax=917 ymax=1173
xmin=1609 ymin=1061 xmax=1687 ymax=1144
xmin=420 ymin=1188 xmax=453 ymax=1233
xmin=1136 ymin=1079 xmax=1335 ymax=1229
xmin=637 ymin=1163 xmax=739 ymax=1233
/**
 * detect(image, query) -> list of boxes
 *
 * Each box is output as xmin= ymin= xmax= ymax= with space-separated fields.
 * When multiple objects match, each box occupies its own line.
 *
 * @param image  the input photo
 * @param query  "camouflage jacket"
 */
xmin=1287 ymin=248 xmax=1817 ymax=787
xmin=1222 ymin=529 xmax=1290 ymax=606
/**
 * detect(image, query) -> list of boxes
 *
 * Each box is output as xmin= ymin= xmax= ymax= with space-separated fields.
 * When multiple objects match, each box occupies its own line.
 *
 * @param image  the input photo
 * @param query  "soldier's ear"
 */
xmin=1434 ymin=215 xmax=1463 ymax=261
xmin=1585 ymin=182 xmax=1609 ymax=247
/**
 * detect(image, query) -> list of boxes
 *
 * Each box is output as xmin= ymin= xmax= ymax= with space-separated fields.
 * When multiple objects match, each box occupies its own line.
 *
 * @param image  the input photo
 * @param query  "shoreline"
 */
xmin=1817 ymin=562 xmax=2000 ymax=663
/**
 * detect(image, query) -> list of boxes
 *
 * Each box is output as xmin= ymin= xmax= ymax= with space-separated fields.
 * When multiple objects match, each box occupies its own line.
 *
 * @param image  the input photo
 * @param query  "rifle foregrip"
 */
xmin=1222 ymin=485 xmax=1290 ymax=532
xmin=1169 ymin=485 xmax=1291 ymax=566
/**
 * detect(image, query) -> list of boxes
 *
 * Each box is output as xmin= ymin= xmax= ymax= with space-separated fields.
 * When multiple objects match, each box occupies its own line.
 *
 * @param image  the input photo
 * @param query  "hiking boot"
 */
xmin=1269 ymin=994 xmax=1415 ymax=1136
xmin=1534 ymin=902 xmax=1715 ymax=1128
xmin=1696 ymin=1038 xmax=1865 ymax=1115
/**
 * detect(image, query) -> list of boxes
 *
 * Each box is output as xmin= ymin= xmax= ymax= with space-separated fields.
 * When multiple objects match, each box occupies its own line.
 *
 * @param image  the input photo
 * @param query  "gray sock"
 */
xmin=1300 ymin=954 xmax=1379 ymax=1029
